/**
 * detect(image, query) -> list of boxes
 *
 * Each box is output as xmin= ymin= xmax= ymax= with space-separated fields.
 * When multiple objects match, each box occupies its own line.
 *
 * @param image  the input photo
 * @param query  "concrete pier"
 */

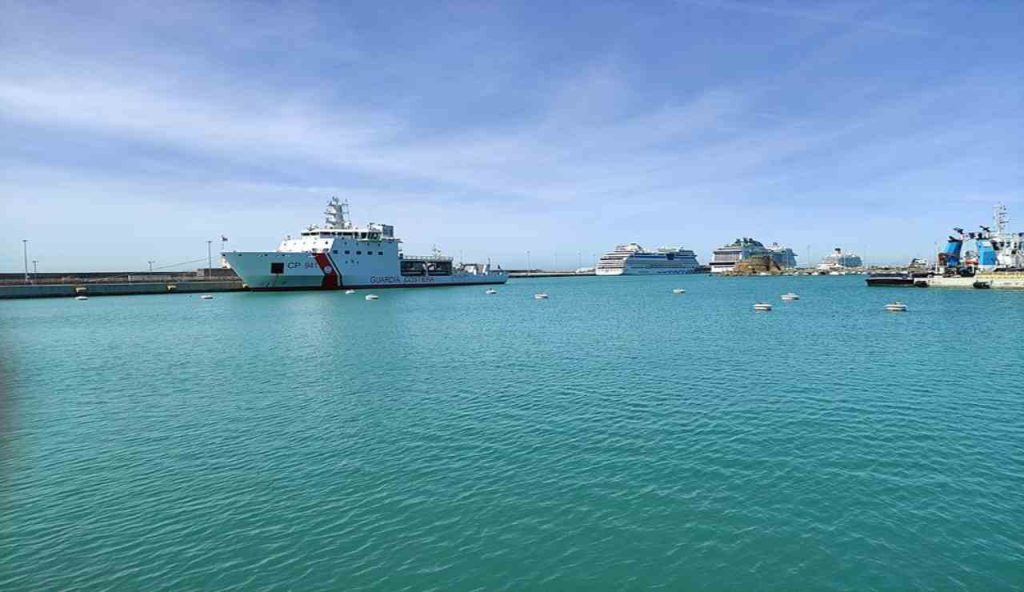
xmin=507 ymin=270 xmax=594 ymax=278
xmin=0 ymin=280 xmax=246 ymax=300
xmin=0 ymin=268 xmax=246 ymax=300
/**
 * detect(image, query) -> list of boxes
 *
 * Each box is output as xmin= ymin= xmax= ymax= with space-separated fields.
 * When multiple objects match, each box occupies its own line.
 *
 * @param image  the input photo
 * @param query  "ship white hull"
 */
xmin=595 ymin=267 xmax=700 ymax=276
xmin=224 ymin=251 xmax=507 ymax=290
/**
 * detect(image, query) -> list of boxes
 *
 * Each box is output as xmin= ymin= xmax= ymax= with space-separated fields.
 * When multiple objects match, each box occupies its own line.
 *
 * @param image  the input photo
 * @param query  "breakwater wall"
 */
xmin=508 ymin=271 xmax=594 ymax=278
xmin=0 ymin=280 xmax=246 ymax=300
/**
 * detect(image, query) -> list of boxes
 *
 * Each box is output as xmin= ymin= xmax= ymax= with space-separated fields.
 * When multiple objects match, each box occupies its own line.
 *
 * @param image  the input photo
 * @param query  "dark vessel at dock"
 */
xmin=865 ymin=272 xmax=930 ymax=287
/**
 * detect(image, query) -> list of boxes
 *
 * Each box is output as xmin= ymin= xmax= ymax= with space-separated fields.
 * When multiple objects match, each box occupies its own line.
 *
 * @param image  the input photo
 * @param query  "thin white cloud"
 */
xmin=1 ymin=0 xmax=1021 ymax=269
xmin=680 ymin=0 xmax=937 ymax=37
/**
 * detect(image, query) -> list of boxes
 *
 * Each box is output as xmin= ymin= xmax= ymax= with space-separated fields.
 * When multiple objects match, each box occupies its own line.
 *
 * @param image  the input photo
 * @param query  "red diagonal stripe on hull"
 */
xmin=311 ymin=253 xmax=340 ymax=289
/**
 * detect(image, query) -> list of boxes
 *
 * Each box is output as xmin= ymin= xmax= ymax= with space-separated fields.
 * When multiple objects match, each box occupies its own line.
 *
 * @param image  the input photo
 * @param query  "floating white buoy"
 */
xmin=365 ymin=294 xmax=379 ymax=301
xmin=534 ymin=293 xmax=549 ymax=300
xmin=781 ymin=292 xmax=800 ymax=301
xmin=753 ymin=302 xmax=772 ymax=311
xmin=485 ymin=288 xmax=498 ymax=295
xmin=344 ymin=289 xmax=356 ymax=294
xmin=200 ymin=294 xmax=214 ymax=300
xmin=885 ymin=301 xmax=908 ymax=312
xmin=672 ymin=288 xmax=686 ymax=294
xmin=75 ymin=295 xmax=89 ymax=301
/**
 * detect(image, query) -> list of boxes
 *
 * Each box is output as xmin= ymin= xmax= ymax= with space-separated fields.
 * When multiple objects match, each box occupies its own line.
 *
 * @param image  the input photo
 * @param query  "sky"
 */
xmin=1 ymin=0 xmax=1022 ymax=271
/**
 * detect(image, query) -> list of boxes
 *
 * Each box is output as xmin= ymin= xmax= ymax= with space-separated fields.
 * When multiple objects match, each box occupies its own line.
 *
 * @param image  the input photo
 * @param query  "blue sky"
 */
xmin=2 ymin=0 xmax=1022 ymax=271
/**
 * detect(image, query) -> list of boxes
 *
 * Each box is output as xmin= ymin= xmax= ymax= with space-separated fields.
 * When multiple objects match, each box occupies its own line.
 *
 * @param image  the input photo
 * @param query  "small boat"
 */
xmin=885 ymin=301 xmax=908 ymax=312
xmin=672 ymin=288 xmax=686 ymax=294
xmin=365 ymin=294 xmax=379 ymax=301
xmin=485 ymin=288 xmax=498 ymax=295
xmin=753 ymin=303 xmax=772 ymax=311
xmin=200 ymin=294 xmax=214 ymax=300
xmin=344 ymin=289 xmax=356 ymax=294
xmin=75 ymin=295 xmax=89 ymax=301
xmin=534 ymin=293 xmax=549 ymax=300
xmin=781 ymin=292 xmax=800 ymax=301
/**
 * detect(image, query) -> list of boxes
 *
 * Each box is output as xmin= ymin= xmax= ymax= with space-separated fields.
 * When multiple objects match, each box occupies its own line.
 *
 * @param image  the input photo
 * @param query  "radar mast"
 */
xmin=994 ymin=203 xmax=1007 ymax=236
xmin=324 ymin=197 xmax=351 ymax=229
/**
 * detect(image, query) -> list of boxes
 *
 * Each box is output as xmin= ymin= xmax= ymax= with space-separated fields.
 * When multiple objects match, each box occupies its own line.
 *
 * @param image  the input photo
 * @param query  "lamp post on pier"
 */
xmin=207 ymin=240 xmax=213 ymax=278
xmin=148 ymin=260 xmax=154 ymax=272
xmin=22 ymin=239 xmax=29 ymax=284
xmin=32 ymin=260 xmax=38 ymax=275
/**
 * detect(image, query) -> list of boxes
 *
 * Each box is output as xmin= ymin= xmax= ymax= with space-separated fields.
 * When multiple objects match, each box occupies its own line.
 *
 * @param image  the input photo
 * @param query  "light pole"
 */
xmin=32 ymin=260 xmax=38 ymax=275
xmin=207 ymin=240 xmax=213 ymax=278
xmin=22 ymin=239 xmax=28 ymax=283
xmin=148 ymin=260 xmax=155 ymax=272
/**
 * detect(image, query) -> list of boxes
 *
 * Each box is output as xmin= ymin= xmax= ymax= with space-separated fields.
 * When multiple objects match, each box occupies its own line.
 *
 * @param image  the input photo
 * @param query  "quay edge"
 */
xmin=0 ymin=280 xmax=246 ymax=300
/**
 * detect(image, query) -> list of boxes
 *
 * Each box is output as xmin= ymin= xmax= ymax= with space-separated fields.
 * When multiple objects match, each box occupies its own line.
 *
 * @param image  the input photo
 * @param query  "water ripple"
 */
xmin=2 ymin=277 xmax=1023 ymax=590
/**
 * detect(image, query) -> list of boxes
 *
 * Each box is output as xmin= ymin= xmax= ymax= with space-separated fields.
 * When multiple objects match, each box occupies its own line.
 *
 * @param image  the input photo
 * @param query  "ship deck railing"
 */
xmin=402 ymin=254 xmax=453 ymax=262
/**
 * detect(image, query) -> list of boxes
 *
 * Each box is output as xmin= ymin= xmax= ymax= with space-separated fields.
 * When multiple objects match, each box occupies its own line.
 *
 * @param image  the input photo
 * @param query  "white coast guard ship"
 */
xmin=223 ymin=198 xmax=507 ymax=290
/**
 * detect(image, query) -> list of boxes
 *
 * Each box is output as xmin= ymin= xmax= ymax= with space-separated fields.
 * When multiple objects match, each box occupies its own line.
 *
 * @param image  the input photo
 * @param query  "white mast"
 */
xmin=994 ymin=202 xmax=1007 ymax=236
xmin=324 ymin=197 xmax=351 ymax=229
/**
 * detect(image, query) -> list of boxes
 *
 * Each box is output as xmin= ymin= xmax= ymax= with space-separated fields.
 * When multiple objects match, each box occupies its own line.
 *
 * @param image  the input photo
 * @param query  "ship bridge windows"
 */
xmin=401 ymin=259 xmax=453 ymax=276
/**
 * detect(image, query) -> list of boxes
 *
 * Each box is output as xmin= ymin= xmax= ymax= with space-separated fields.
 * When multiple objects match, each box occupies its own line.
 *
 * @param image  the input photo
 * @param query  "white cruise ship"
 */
xmin=223 ymin=198 xmax=507 ymax=290
xmin=817 ymin=248 xmax=863 ymax=271
xmin=710 ymin=238 xmax=797 ymax=273
xmin=595 ymin=243 xmax=701 ymax=275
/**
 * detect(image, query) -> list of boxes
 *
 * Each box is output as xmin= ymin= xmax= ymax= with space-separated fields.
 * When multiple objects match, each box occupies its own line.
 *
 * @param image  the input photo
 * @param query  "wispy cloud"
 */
xmin=1 ymin=0 xmax=1022 ymax=269
xmin=680 ymin=0 xmax=937 ymax=37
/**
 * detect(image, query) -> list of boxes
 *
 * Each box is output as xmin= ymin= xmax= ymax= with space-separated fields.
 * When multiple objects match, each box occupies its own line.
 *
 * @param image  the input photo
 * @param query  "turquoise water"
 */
xmin=2 ymin=275 xmax=1023 ymax=590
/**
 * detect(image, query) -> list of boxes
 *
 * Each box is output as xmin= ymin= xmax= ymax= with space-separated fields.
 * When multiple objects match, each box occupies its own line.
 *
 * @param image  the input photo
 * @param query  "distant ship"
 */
xmin=867 ymin=203 xmax=1024 ymax=289
xmin=817 ymin=248 xmax=863 ymax=271
xmin=223 ymin=198 xmax=507 ymax=290
xmin=710 ymin=238 xmax=797 ymax=274
xmin=595 ymin=243 xmax=701 ymax=276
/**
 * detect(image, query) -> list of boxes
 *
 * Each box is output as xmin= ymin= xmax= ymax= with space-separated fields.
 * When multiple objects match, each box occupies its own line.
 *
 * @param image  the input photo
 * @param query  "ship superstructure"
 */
xmin=595 ymin=243 xmax=701 ymax=276
xmin=710 ymin=238 xmax=797 ymax=274
xmin=937 ymin=204 xmax=1024 ymax=274
xmin=817 ymin=248 xmax=864 ymax=271
xmin=869 ymin=203 xmax=1024 ymax=289
xmin=223 ymin=198 xmax=507 ymax=290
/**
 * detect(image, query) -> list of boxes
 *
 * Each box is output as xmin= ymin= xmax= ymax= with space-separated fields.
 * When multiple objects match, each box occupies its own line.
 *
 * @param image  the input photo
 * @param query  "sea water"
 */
xmin=2 ymin=275 xmax=1023 ymax=590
